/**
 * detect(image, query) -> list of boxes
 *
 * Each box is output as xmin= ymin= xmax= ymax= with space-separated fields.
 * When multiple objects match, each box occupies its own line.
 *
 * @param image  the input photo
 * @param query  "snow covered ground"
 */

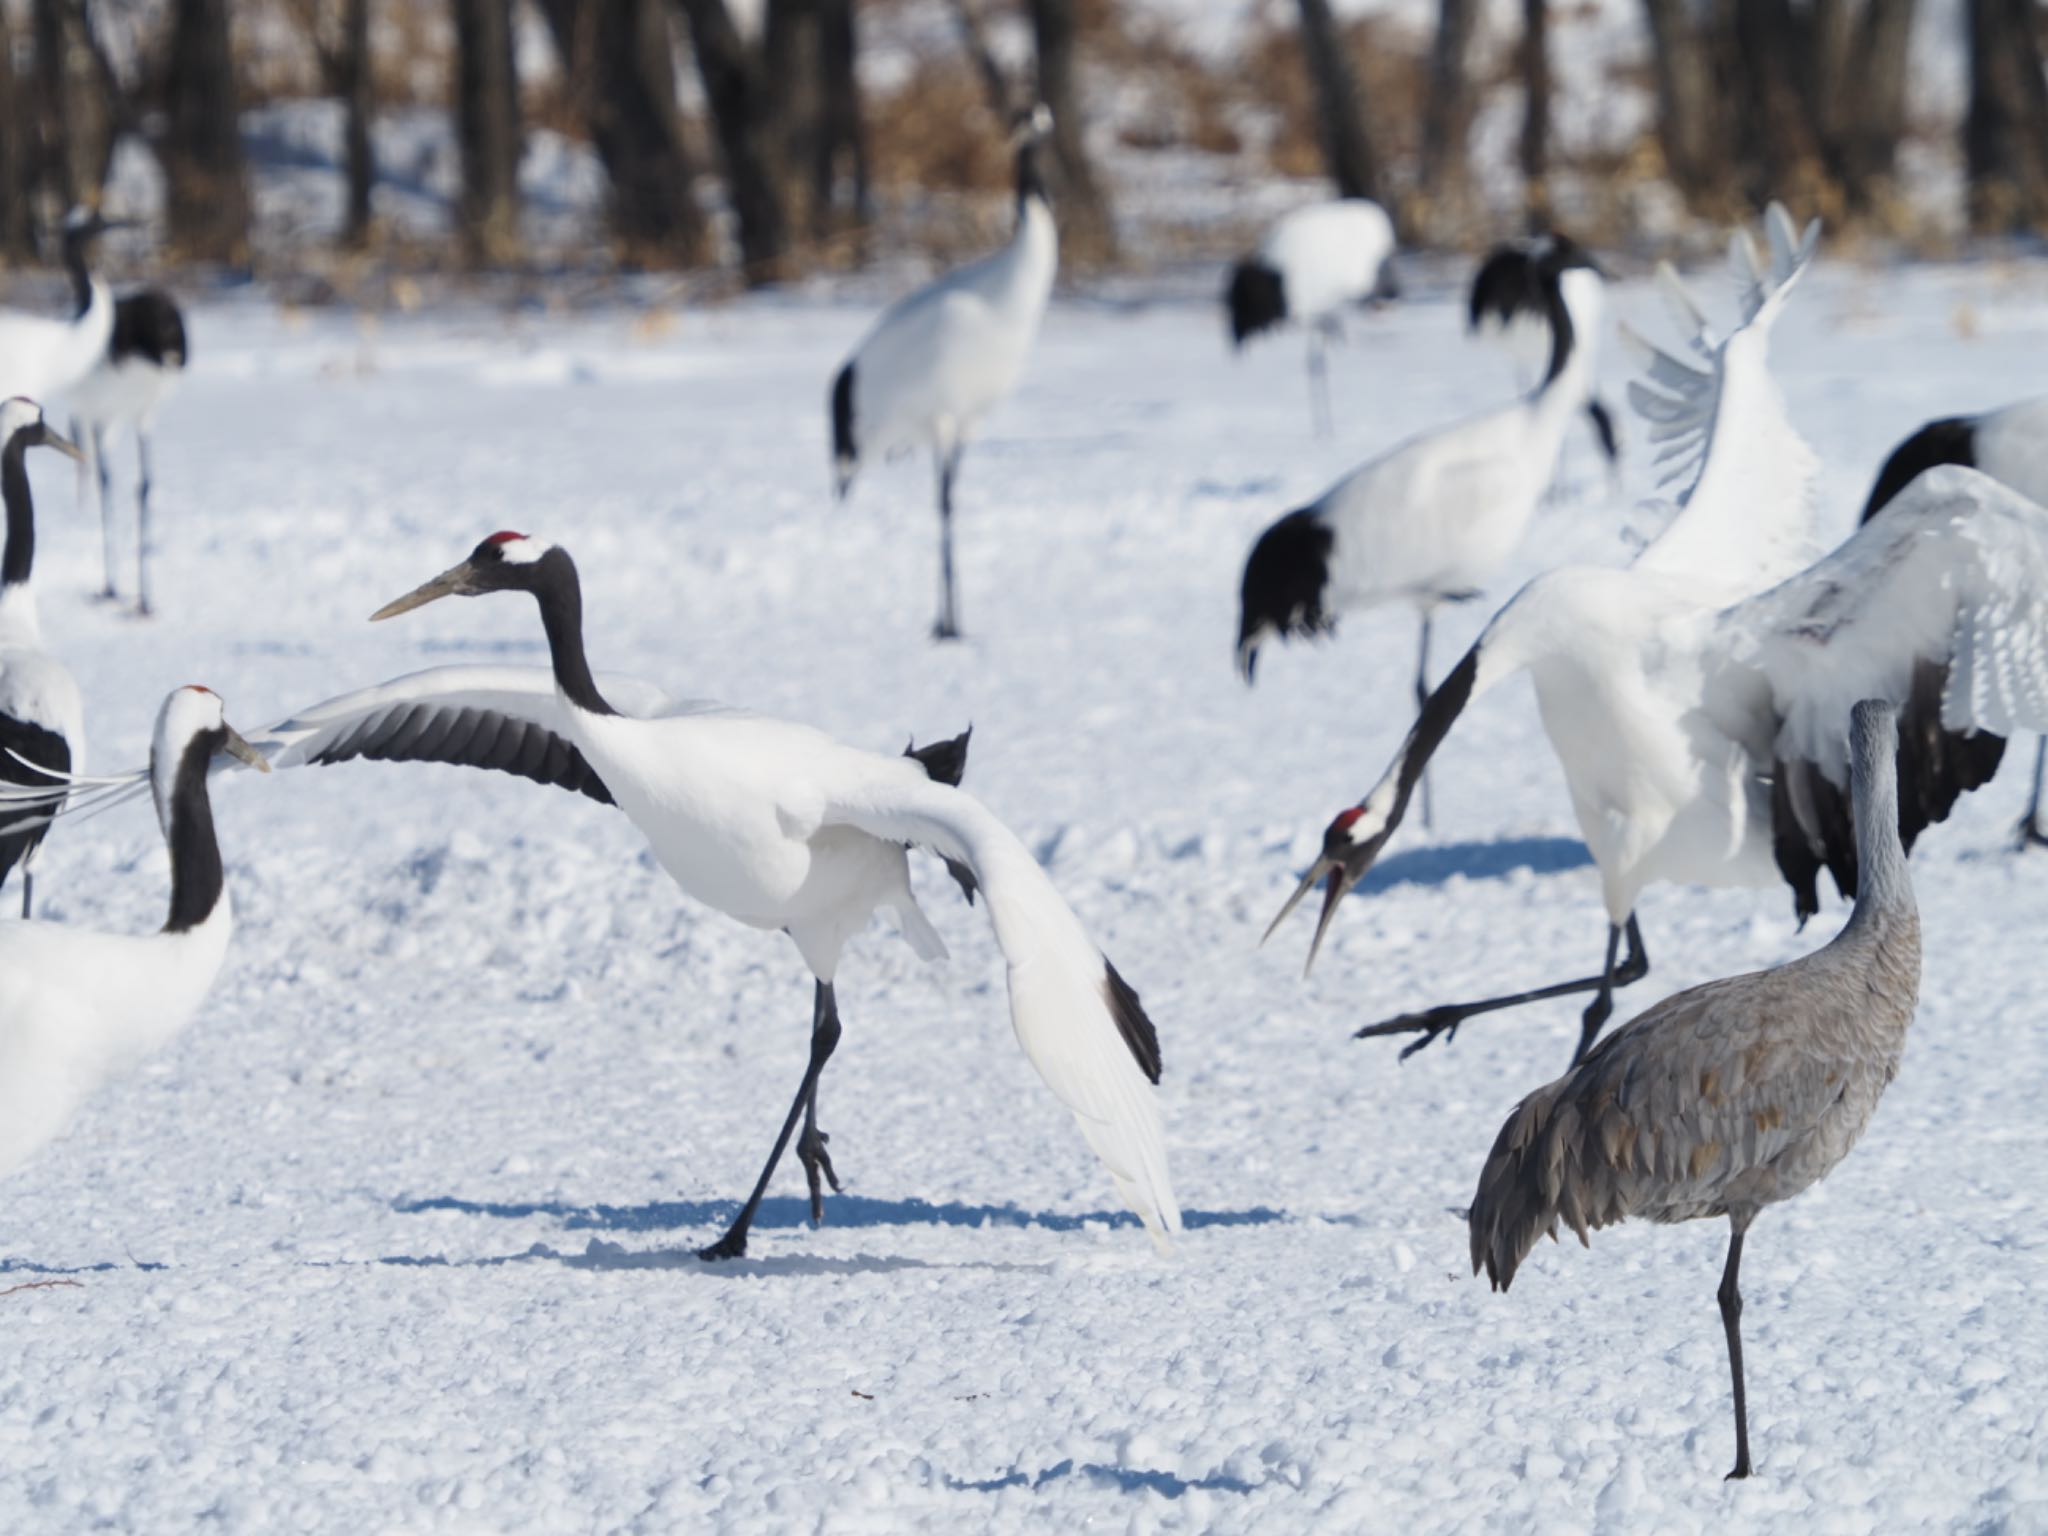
xmin=2 ymin=252 xmax=2047 ymax=1531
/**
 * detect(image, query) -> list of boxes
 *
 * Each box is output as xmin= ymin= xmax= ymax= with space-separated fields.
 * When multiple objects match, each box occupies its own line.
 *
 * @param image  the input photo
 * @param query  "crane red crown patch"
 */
xmin=1331 ymin=807 xmax=1364 ymax=833
xmin=485 ymin=531 xmax=528 ymax=545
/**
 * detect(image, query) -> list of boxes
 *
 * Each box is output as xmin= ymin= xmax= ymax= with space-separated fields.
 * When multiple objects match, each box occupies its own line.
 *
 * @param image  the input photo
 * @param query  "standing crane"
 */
xmin=0 ymin=687 xmax=268 ymax=1186
xmin=1235 ymin=226 xmax=1606 ymax=828
xmin=1469 ymin=698 xmax=1921 ymax=1481
xmin=1266 ymin=211 xmax=2048 ymax=1065
xmin=0 ymin=208 xmax=118 ymax=401
xmin=1467 ymin=234 xmax=1620 ymax=480
xmin=70 ymin=287 xmax=188 ymax=615
xmin=830 ymin=105 xmax=1058 ymax=640
xmin=95 ymin=532 xmax=1179 ymax=1260
xmin=0 ymin=397 xmax=87 ymax=917
xmin=1224 ymin=199 xmax=1399 ymax=437
xmin=1859 ymin=395 xmax=2048 ymax=842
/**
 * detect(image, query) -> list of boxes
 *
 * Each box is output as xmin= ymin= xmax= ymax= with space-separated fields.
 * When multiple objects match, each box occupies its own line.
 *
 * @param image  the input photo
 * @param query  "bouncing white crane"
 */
xmin=1470 ymin=699 xmax=1921 ymax=1481
xmin=200 ymin=532 xmax=1180 ymax=1260
xmin=830 ymin=105 xmax=1058 ymax=640
xmin=1267 ymin=210 xmax=2048 ymax=1065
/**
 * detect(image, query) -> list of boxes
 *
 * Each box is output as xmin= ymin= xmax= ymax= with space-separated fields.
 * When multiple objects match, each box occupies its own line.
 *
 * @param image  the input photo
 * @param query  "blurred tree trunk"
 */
xmin=0 ymin=13 xmax=34 ymax=261
xmin=1520 ymin=0 xmax=1550 ymax=224
xmin=763 ymin=0 xmax=823 ymax=237
xmin=815 ymin=0 xmax=869 ymax=236
xmin=33 ymin=0 xmax=117 ymax=213
xmin=1295 ymin=0 xmax=1383 ymax=206
xmin=340 ymin=0 xmax=374 ymax=246
xmin=453 ymin=0 xmax=521 ymax=266
xmin=1730 ymin=0 xmax=1830 ymax=209
xmin=1838 ymin=0 xmax=1915 ymax=210
xmin=673 ymin=0 xmax=791 ymax=281
xmin=1417 ymin=0 xmax=1478 ymax=237
xmin=1966 ymin=0 xmax=2048 ymax=232
xmin=1640 ymin=0 xmax=1729 ymax=210
xmin=538 ymin=0 xmax=707 ymax=264
xmin=161 ymin=0 xmax=251 ymax=265
xmin=1026 ymin=0 xmax=1115 ymax=265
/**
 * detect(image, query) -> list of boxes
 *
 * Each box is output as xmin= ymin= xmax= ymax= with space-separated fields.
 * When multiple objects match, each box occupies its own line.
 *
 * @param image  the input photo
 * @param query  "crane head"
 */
xmin=1261 ymin=800 xmax=1395 ymax=977
xmin=0 ymin=397 xmax=83 ymax=462
xmin=371 ymin=531 xmax=551 ymax=620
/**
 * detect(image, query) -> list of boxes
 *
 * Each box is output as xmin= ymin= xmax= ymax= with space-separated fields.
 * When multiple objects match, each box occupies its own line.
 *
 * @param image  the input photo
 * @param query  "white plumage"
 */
xmin=0 ymin=687 xmax=266 ymax=1182
xmin=0 ymin=398 xmax=87 ymax=918
xmin=231 ymin=532 xmax=1180 ymax=1259
xmin=832 ymin=105 xmax=1058 ymax=640
xmin=0 ymin=209 xmax=115 ymax=403
xmin=1226 ymin=199 xmax=1398 ymax=436
xmin=1268 ymin=208 xmax=2045 ymax=1064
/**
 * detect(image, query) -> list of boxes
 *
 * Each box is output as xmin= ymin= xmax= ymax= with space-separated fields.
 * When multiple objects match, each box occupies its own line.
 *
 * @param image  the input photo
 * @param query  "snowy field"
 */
xmin=4 ymin=254 xmax=2048 ymax=1531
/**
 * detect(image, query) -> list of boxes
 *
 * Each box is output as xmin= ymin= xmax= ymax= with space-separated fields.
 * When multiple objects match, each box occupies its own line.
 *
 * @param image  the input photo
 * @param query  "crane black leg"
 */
xmin=797 ymin=992 xmax=845 ymax=1224
xmin=2015 ymin=737 xmax=2048 ymax=849
xmin=932 ymin=447 xmax=962 ymax=641
xmin=1416 ymin=612 xmax=1435 ymax=831
xmin=20 ymin=869 xmax=31 ymax=921
xmin=1307 ymin=331 xmax=1332 ymax=439
xmin=135 ymin=429 xmax=155 ymax=618
xmin=699 ymin=980 xmax=844 ymax=1261
xmin=1353 ymin=915 xmax=1649 ymax=1062
xmin=1719 ymin=1223 xmax=1754 ymax=1480
xmin=93 ymin=425 xmax=117 ymax=601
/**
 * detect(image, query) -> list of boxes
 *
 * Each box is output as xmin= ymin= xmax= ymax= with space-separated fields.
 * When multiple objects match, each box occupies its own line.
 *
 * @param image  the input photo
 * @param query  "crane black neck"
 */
xmin=163 ymin=727 xmax=227 ymax=933
xmin=1015 ymin=140 xmax=1048 ymax=215
xmin=62 ymin=227 xmax=94 ymax=319
xmin=524 ymin=547 xmax=618 ymax=718
xmin=1 ymin=431 xmax=36 ymax=590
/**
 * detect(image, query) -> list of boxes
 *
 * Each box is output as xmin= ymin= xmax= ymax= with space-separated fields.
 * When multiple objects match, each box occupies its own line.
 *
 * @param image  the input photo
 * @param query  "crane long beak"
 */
xmin=222 ymin=724 xmax=271 ymax=773
xmin=371 ymin=561 xmax=474 ymax=621
xmin=1260 ymin=854 xmax=1359 ymax=978
xmin=41 ymin=427 xmax=83 ymax=463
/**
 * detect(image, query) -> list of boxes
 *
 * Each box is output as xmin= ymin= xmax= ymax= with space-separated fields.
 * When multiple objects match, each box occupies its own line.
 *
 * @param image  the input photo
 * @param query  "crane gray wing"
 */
xmin=1708 ymin=464 xmax=2048 ymax=918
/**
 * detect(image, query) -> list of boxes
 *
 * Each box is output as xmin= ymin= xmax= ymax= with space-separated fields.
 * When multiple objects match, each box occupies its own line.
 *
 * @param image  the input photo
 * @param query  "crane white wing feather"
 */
xmin=821 ymin=772 xmax=1181 ymax=1252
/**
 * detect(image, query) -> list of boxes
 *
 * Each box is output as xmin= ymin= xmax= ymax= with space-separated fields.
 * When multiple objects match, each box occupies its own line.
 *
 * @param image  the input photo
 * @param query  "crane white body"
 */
xmin=1273 ymin=209 xmax=2048 ymax=1062
xmin=1225 ymin=199 xmax=1398 ymax=435
xmin=0 ymin=687 xmax=262 ymax=1182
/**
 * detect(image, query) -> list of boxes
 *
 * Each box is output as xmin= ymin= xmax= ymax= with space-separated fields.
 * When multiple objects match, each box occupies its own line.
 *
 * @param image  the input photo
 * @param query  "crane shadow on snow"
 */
xmin=1355 ymin=835 xmax=1592 ymax=895
xmin=391 ymin=1192 xmax=1286 ymax=1238
xmin=372 ymin=1242 xmax=979 ymax=1279
xmin=947 ymin=1460 xmax=1259 ymax=1498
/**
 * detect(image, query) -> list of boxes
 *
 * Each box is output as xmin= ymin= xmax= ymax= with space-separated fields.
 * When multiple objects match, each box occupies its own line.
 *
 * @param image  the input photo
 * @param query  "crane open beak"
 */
xmin=222 ymin=723 xmax=271 ymax=773
xmin=1260 ymin=853 xmax=1359 ymax=978
xmin=371 ymin=561 xmax=476 ymax=621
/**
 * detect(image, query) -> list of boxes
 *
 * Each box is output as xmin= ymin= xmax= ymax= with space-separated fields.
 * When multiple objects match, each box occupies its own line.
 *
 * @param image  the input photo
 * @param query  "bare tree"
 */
xmin=537 ymin=0 xmax=707 ymax=264
xmin=296 ymin=0 xmax=377 ymax=247
xmin=0 ymin=11 xmax=34 ymax=261
xmin=33 ymin=0 xmax=117 ymax=212
xmin=1966 ymin=0 xmax=2048 ymax=232
xmin=816 ymin=0 xmax=869 ymax=235
xmin=160 ymin=0 xmax=251 ymax=264
xmin=1639 ymin=0 xmax=1730 ymax=210
xmin=1839 ymin=0 xmax=1916 ymax=203
xmin=1417 ymin=0 xmax=1479 ymax=236
xmin=672 ymin=0 xmax=790 ymax=279
xmin=1026 ymin=0 xmax=1114 ymax=264
xmin=453 ymin=0 xmax=521 ymax=265
xmin=1294 ymin=0 xmax=1383 ymax=205
xmin=1520 ymin=0 xmax=1550 ymax=223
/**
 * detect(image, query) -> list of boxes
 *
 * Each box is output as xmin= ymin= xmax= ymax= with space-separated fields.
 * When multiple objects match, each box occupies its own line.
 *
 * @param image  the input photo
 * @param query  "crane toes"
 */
xmin=697 ymin=1229 xmax=750 ymax=1263
xmin=798 ymin=1126 xmax=843 ymax=1225
xmin=2015 ymin=817 xmax=2048 ymax=852
xmin=1353 ymin=1006 xmax=1465 ymax=1058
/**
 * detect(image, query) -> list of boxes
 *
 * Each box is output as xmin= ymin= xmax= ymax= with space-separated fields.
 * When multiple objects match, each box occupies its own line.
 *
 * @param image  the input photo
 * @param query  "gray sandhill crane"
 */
xmin=1469 ymin=698 xmax=1921 ymax=1480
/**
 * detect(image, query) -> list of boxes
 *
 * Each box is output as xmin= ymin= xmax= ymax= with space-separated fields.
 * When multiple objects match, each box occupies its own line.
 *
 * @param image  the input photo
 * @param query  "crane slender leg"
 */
xmin=796 ymin=998 xmax=845 ymax=1224
xmin=1307 ymin=331 xmax=1332 ymax=439
xmin=20 ymin=869 xmax=31 ymax=920
xmin=1416 ymin=612 xmax=1435 ymax=831
xmin=1719 ymin=1222 xmax=1754 ymax=1479
xmin=2015 ymin=736 xmax=2048 ymax=849
xmin=932 ymin=445 xmax=963 ymax=641
xmin=699 ymin=981 xmax=844 ymax=1261
xmin=93 ymin=425 xmax=117 ymax=601
xmin=135 ymin=429 xmax=155 ymax=618
xmin=1354 ymin=915 xmax=1648 ymax=1062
